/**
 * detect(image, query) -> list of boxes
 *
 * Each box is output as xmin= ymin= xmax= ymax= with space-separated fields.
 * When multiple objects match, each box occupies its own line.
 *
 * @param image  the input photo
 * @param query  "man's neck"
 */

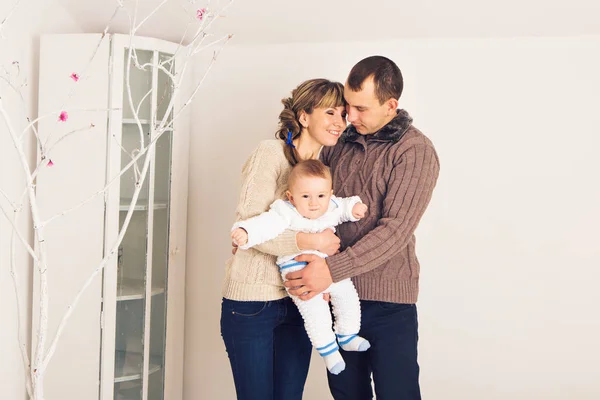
xmin=366 ymin=113 xmax=397 ymax=135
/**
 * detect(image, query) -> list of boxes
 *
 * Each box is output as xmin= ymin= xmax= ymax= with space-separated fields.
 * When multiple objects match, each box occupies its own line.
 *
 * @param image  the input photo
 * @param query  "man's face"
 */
xmin=286 ymin=176 xmax=333 ymax=220
xmin=344 ymin=77 xmax=395 ymax=135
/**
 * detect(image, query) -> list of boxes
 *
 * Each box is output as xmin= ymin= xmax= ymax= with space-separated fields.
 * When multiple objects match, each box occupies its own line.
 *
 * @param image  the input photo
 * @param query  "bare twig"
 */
xmin=0 ymin=204 xmax=38 ymax=262
xmin=0 ymin=0 xmax=22 ymax=39
xmin=10 ymin=219 xmax=33 ymax=398
xmin=1 ymin=1 xmax=235 ymax=398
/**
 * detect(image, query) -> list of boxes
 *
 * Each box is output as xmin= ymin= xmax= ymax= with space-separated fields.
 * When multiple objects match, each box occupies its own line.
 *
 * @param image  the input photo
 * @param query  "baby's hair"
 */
xmin=288 ymin=159 xmax=332 ymax=189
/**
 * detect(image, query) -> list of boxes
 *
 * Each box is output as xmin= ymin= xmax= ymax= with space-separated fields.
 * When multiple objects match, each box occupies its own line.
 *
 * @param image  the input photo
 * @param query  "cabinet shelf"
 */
xmin=114 ymin=351 xmax=162 ymax=383
xmin=122 ymin=118 xmax=173 ymax=131
xmin=115 ymin=392 xmax=138 ymax=400
xmin=119 ymin=201 xmax=167 ymax=211
xmin=122 ymin=118 xmax=151 ymax=125
xmin=116 ymin=278 xmax=165 ymax=301
xmin=115 ymin=392 xmax=137 ymax=400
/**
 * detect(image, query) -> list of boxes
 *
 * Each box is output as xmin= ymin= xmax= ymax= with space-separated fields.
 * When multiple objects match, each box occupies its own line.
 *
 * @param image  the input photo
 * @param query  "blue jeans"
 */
xmin=220 ymin=297 xmax=312 ymax=400
xmin=327 ymin=301 xmax=421 ymax=400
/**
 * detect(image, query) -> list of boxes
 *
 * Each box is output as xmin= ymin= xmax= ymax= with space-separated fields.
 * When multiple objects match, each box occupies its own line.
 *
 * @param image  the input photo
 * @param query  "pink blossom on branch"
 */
xmin=196 ymin=8 xmax=207 ymax=21
xmin=58 ymin=111 xmax=68 ymax=122
xmin=70 ymin=73 xmax=79 ymax=82
xmin=47 ymin=159 xmax=54 ymax=167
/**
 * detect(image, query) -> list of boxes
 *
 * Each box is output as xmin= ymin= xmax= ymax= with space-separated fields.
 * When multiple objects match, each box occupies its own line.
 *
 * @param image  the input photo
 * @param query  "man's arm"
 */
xmin=328 ymin=144 xmax=439 ymax=282
xmin=296 ymin=230 xmax=340 ymax=256
xmin=286 ymin=143 xmax=439 ymax=298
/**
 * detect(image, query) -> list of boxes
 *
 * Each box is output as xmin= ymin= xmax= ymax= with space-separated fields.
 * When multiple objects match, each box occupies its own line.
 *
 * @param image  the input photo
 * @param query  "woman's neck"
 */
xmin=293 ymin=131 xmax=322 ymax=161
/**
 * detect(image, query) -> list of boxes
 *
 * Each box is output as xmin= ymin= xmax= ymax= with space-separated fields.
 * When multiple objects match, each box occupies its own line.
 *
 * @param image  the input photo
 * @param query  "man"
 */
xmin=285 ymin=55 xmax=440 ymax=399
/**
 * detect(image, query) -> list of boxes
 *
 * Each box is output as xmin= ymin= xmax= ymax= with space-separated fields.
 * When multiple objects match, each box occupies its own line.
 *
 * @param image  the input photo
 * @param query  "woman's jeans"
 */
xmin=221 ymin=297 xmax=312 ymax=400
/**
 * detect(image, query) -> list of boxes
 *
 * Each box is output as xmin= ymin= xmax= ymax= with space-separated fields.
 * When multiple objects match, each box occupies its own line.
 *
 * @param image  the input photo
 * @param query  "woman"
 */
xmin=221 ymin=78 xmax=346 ymax=400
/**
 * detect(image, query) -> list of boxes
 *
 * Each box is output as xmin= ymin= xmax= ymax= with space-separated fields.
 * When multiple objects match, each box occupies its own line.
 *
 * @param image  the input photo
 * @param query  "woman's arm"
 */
xmin=233 ymin=141 xmax=300 ymax=256
xmin=296 ymin=230 xmax=340 ymax=256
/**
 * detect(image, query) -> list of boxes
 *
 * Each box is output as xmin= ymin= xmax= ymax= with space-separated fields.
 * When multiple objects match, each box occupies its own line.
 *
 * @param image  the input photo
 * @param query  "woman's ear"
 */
xmin=298 ymin=110 xmax=309 ymax=128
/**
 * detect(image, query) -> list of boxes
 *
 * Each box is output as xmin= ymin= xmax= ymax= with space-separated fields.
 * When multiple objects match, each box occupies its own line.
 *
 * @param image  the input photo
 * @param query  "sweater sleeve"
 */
xmin=233 ymin=141 xmax=300 ymax=256
xmin=327 ymin=144 xmax=440 ymax=282
xmin=319 ymin=144 xmax=332 ymax=166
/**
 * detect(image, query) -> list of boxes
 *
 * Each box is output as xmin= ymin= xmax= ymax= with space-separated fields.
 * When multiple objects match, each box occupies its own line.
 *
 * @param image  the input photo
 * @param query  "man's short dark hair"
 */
xmin=347 ymin=56 xmax=403 ymax=104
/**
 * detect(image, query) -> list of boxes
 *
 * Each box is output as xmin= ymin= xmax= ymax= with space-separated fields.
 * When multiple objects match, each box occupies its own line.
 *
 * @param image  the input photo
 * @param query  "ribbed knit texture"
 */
xmin=321 ymin=110 xmax=440 ymax=304
xmin=223 ymin=140 xmax=301 ymax=301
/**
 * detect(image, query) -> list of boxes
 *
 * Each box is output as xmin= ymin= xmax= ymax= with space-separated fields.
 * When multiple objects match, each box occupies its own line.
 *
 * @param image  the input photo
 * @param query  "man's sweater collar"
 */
xmin=340 ymin=109 xmax=413 ymax=144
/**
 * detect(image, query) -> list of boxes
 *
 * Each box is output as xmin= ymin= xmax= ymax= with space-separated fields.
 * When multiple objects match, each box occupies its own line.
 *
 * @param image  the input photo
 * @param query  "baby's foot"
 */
xmin=317 ymin=340 xmax=346 ymax=375
xmin=337 ymin=334 xmax=371 ymax=352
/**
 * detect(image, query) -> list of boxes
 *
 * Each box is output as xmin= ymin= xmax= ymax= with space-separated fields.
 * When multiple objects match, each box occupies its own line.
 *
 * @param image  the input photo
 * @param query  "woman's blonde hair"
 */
xmin=276 ymin=79 xmax=345 ymax=166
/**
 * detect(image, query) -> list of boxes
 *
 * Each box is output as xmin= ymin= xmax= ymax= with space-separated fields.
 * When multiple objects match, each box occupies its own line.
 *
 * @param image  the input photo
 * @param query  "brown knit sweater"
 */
xmin=321 ymin=110 xmax=439 ymax=304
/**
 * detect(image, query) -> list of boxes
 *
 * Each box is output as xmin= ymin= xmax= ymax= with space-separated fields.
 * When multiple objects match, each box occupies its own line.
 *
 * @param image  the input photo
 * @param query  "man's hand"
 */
xmin=352 ymin=203 xmax=368 ymax=219
xmin=284 ymin=254 xmax=333 ymax=300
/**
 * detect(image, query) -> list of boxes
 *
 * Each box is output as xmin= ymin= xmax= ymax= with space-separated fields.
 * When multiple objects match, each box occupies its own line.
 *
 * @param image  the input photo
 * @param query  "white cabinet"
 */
xmin=34 ymin=33 xmax=190 ymax=400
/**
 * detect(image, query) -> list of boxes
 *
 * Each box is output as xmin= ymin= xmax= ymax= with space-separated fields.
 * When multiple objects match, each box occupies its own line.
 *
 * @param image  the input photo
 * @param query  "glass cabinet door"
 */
xmin=111 ymin=48 xmax=174 ymax=400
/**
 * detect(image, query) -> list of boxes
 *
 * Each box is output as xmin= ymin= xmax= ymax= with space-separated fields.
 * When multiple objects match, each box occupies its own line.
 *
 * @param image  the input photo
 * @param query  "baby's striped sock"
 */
xmin=337 ymin=334 xmax=371 ymax=352
xmin=317 ymin=340 xmax=346 ymax=375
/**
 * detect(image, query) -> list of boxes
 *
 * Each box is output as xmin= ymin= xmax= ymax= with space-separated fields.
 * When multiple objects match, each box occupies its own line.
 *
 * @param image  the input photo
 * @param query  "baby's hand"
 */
xmin=352 ymin=203 xmax=368 ymax=219
xmin=231 ymin=228 xmax=249 ymax=247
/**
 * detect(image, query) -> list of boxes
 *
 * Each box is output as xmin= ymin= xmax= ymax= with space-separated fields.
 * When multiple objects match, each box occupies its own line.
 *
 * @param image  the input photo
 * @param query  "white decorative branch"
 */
xmin=0 ymin=187 xmax=17 ymax=209
xmin=10 ymin=218 xmax=33 ymax=399
xmin=42 ymin=134 xmax=155 ymax=372
xmin=1 ymin=73 xmax=41 ymax=146
xmin=0 ymin=203 xmax=38 ymax=262
xmin=0 ymin=96 xmax=50 ymax=400
xmin=133 ymin=0 xmax=171 ymax=32
xmin=0 ymin=0 xmax=22 ymax=39
xmin=1 ymin=1 xmax=235 ymax=399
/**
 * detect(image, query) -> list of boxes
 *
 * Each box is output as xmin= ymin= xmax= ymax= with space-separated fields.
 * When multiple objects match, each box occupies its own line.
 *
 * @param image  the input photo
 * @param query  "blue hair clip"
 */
xmin=286 ymin=131 xmax=296 ymax=148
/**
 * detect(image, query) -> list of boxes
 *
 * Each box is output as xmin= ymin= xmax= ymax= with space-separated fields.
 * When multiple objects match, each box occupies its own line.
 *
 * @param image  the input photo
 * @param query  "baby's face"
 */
xmin=287 ymin=176 xmax=333 ymax=219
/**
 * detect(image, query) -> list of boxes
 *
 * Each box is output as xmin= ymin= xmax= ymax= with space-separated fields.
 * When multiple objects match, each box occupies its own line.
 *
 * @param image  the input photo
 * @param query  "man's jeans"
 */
xmin=327 ymin=301 xmax=421 ymax=400
xmin=220 ymin=297 xmax=312 ymax=400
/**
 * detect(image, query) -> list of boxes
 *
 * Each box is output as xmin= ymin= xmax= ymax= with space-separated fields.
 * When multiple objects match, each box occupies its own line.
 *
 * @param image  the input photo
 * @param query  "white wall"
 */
xmin=0 ymin=2 xmax=82 ymax=400
xmin=185 ymin=35 xmax=600 ymax=399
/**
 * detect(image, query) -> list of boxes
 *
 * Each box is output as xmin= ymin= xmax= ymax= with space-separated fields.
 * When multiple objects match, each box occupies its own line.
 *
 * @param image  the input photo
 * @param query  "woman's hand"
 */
xmin=317 ymin=229 xmax=341 ymax=256
xmin=297 ymin=229 xmax=340 ymax=256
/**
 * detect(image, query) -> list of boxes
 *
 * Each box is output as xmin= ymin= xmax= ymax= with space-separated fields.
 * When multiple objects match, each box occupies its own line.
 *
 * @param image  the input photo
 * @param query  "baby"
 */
xmin=231 ymin=159 xmax=370 ymax=375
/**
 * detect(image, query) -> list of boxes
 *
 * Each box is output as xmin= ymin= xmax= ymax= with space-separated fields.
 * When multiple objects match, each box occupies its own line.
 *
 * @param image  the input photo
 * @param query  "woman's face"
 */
xmin=302 ymin=105 xmax=347 ymax=147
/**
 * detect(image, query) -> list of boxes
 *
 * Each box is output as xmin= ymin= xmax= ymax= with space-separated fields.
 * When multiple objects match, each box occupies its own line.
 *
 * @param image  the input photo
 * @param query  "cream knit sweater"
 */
xmin=222 ymin=139 xmax=302 ymax=301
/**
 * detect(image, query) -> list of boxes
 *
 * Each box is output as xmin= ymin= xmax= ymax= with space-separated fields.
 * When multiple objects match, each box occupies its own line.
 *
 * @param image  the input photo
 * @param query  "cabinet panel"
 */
xmin=34 ymin=33 xmax=110 ymax=400
xmin=105 ymin=35 xmax=184 ymax=400
xmin=122 ymin=49 xmax=153 ymax=122
xmin=36 ymin=33 xmax=188 ymax=400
